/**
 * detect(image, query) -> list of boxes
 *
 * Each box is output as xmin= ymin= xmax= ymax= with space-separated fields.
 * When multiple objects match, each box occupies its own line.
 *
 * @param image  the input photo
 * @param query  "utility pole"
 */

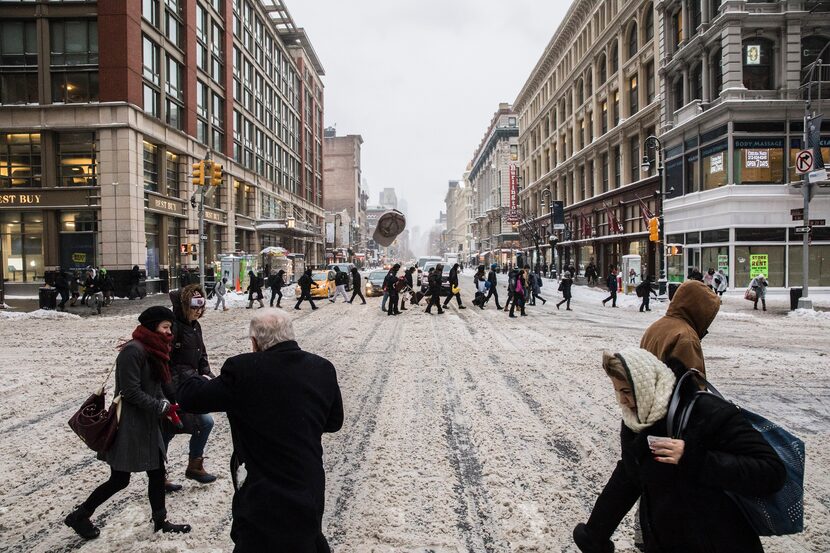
xmin=191 ymin=151 xmax=223 ymax=292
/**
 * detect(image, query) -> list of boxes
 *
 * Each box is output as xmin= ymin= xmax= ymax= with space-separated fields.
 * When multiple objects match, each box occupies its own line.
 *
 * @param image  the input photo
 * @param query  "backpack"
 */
xmin=508 ymin=274 xmax=518 ymax=293
xmin=668 ymin=371 xmax=805 ymax=537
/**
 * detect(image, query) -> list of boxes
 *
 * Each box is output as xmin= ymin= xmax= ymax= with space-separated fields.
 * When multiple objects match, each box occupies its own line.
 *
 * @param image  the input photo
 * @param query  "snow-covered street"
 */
xmin=1 ymin=275 xmax=829 ymax=552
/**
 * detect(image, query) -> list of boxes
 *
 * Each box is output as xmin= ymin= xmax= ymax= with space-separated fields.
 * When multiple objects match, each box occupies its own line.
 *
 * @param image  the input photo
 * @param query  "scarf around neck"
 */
xmin=131 ymin=325 xmax=173 ymax=383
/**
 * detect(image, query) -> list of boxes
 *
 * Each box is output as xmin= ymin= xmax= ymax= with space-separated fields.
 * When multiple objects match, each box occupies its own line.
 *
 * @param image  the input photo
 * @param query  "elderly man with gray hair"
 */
xmin=177 ymin=310 xmax=344 ymax=552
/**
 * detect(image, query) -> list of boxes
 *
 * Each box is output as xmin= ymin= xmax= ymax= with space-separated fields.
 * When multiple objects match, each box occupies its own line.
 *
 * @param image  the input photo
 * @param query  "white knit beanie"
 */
xmin=616 ymin=348 xmax=677 ymax=433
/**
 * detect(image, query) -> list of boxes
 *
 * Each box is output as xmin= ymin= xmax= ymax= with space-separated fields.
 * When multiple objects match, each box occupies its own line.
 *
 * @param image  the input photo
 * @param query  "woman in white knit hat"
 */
xmin=573 ymin=348 xmax=785 ymax=553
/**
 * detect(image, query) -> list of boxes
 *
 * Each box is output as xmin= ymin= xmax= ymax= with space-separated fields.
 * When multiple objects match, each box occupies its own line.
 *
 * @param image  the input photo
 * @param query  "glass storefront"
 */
xmin=166 ymin=216 xmax=181 ymax=287
xmin=734 ymin=245 xmax=785 ymax=288
xmin=788 ymin=245 xmax=830 ymax=287
xmin=145 ymin=212 xmax=160 ymax=279
xmin=1 ymin=211 xmax=43 ymax=282
xmin=733 ymin=138 xmax=785 ymax=185
xmin=59 ymin=211 xmax=97 ymax=271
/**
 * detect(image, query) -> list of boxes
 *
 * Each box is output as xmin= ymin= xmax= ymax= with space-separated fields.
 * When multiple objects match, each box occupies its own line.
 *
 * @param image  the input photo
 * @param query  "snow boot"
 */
xmin=64 ymin=505 xmax=100 ymax=540
xmin=185 ymin=457 xmax=217 ymax=484
xmin=164 ymin=475 xmax=182 ymax=493
xmin=152 ymin=509 xmax=191 ymax=534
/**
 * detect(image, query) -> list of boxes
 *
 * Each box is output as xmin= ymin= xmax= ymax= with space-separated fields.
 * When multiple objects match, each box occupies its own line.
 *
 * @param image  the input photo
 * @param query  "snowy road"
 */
xmin=1 ymin=275 xmax=829 ymax=552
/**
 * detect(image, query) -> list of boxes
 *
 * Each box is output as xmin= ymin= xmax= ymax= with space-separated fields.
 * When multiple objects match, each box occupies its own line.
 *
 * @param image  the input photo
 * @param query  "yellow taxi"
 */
xmin=295 ymin=270 xmax=336 ymax=298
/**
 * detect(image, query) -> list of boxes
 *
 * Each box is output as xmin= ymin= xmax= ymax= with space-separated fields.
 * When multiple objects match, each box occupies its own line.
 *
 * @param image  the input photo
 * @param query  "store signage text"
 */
xmin=745 ymin=149 xmax=769 ymax=169
xmin=0 ymin=193 xmax=41 ymax=205
xmin=204 ymin=209 xmax=224 ymax=223
xmin=149 ymin=195 xmax=182 ymax=215
xmin=709 ymin=153 xmax=724 ymax=174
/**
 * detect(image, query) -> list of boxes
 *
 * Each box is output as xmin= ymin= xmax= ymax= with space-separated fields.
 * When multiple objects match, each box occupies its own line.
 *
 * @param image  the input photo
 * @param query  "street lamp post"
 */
xmin=641 ymin=135 xmax=667 ymax=295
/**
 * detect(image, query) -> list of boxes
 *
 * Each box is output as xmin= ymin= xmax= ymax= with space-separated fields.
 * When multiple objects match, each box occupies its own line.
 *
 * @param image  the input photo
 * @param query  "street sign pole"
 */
xmin=799 ymin=116 xmax=813 ymax=309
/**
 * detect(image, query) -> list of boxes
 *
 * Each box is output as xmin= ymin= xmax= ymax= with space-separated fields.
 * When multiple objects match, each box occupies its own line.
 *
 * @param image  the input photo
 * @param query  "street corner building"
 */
xmin=0 ymin=0 xmax=327 ymax=298
xmin=511 ymin=0 xmax=830 ymax=290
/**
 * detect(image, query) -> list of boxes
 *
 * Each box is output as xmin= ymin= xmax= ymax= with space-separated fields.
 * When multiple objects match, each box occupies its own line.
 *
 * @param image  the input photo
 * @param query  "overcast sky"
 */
xmin=288 ymin=0 xmax=570 ymax=242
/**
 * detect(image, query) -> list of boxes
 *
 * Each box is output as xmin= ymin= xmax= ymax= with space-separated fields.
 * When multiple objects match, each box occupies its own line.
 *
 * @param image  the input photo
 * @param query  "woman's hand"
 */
xmin=651 ymin=438 xmax=685 ymax=464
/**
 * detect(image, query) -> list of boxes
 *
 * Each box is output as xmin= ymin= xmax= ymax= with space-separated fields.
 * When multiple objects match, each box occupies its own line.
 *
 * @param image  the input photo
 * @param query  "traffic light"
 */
xmin=648 ymin=217 xmax=660 ymax=242
xmin=666 ymin=245 xmax=683 ymax=256
xmin=188 ymin=244 xmax=197 ymax=254
xmin=191 ymin=160 xmax=205 ymax=186
xmin=210 ymin=162 xmax=223 ymax=185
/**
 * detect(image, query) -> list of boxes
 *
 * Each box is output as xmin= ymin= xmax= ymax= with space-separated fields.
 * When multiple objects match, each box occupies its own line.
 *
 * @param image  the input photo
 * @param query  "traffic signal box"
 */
xmin=192 ymin=161 xmax=205 ymax=186
xmin=179 ymin=244 xmax=197 ymax=254
xmin=210 ymin=162 xmax=223 ymax=185
xmin=648 ymin=217 xmax=660 ymax=242
xmin=666 ymin=244 xmax=683 ymax=256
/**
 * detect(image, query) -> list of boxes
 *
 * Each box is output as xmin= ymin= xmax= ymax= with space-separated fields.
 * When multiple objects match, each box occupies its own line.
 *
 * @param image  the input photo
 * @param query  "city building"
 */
xmin=443 ymin=179 xmax=472 ymax=263
xmin=322 ymin=128 xmax=367 ymax=260
xmin=468 ymin=103 xmax=521 ymax=267
xmin=0 ymin=0 xmax=326 ymax=295
xmin=514 ymin=0 xmax=662 ymax=277
xmin=657 ymin=0 xmax=830 ymax=288
xmin=379 ymin=187 xmax=397 ymax=210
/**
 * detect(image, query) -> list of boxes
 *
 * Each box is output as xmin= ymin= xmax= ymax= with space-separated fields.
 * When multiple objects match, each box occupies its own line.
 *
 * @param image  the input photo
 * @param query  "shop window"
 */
xmin=700 ymin=246 xmax=729 ymax=279
xmin=789 ymin=137 xmax=830 ymax=183
xmin=0 ymin=21 xmax=38 ymax=105
xmin=50 ymin=20 xmax=99 ymax=103
xmin=701 ymin=141 xmax=728 ymax=190
xmin=0 ymin=133 xmax=41 ymax=187
xmin=56 ymin=133 xmax=97 ymax=187
xmin=735 ymin=228 xmax=786 ymax=242
xmin=167 ymin=216 xmax=181 ymax=283
xmin=1 ymin=211 xmax=43 ymax=282
xmin=628 ymin=23 xmax=638 ymax=59
xmin=701 ymin=229 xmax=729 ymax=243
xmin=685 ymin=151 xmax=700 ymax=193
xmin=789 ymin=245 xmax=830 ymax=287
xmin=60 ymin=211 xmax=97 ymax=233
xmin=59 ymin=211 xmax=96 ymax=270
xmin=166 ymin=151 xmax=179 ymax=197
xmin=145 ymin=213 xmax=161 ymax=279
xmin=734 ymin=245 xmax=784 ymax=287
xmin=143 ymin=142 xmax=159 ymax=191
xmin=666 ymin=157 xmax=683 ymax=198
xmin=734 ymin=138 xmax=784 ymax=184
xmin=742 ymin=39 xmax=773 ymax=90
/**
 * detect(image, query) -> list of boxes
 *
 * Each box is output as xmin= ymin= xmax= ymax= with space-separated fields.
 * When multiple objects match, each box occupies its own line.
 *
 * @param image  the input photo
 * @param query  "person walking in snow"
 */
xmin=508 ymin=269 xmax=527 ymax=318
xmin=246 ymin=270 xmax=265 ymax=309
xmin=330 ymin=266 xmax=350 ymax=303
xmin=750 ymin=274 xmax=768 ymax=311
xmin=573 ymin=348 xmax=785 ymax=553
xmin=399 ymin=266 xmax=415 ymax=311
xmin=529 ymin=269 xmax=547 ymax=306
xmin=55 ymin=270 xmax=70 ymax=311
xmin=601 ymin=268 xmax=618 ymax=308
xmin=294 ymin=268 xmax=318 ymax=311
xmin=64 ymin=306 xmax=192 ymax=540
xmin=556 ymin=271 xmax=573 ymax=310
xmin=213 ymin=277 xmax=229 ymax=311
xmin=636 ymin=275 xmax=654 ymax=312
xmin=486 ymin=263 xmax=502 ymax=309
xmin=85 ymin=269 xmax=104 ymax=315
xmin=473 ymin=265 xmax=487 ymax=309
xmin=349 ymin=267 xmax=367 ymax=305
xmin=69 ymin=271 xmax=81 ymax=306
xmin=384 ymin=264 xmax=401 ymax=316
xmin=424 ymin=263 xmax=445 ymax=315
xmin=128 ymin=265 xmax=142 ymax=300
xmin=714 ymin=269 xmax=727 ymax=301
xmin=268 ymin=270 xmax=286 ymax=308
xmin=703 ymin=268 xmax=716 ymax=290
xmin=442 ymin=263 xmax=466 ymax=310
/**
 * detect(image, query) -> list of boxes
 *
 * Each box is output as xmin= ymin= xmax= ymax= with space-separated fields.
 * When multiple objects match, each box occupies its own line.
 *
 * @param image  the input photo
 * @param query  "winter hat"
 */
xmin=615 ymin=348 xmax=677 ymax=433
xmin=138 ymin=306 xmax=176 ymax=330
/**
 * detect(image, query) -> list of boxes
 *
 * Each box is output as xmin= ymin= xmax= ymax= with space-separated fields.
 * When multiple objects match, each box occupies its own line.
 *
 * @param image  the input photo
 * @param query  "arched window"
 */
xmin=598 ymin=53 xmax=607 ymax=83
xmin=610 ymin=43 xmax=619 ymax=74
xmin=691 ymin=63 xmax=703 ymax=100
xmin=645 ymin=6 xmax=654 ymax=42
xmin=575 ymin=78 xmax=584 ymax=105
xmin=742 ymin=38 xmax=773 ymax=90
xmin=585 ymin=70 xmax=592 ymax=96
xmin=628 ymin=23 xmax=638 ymax=59
xmin=673 ymin=77 xmax=684 ymax=111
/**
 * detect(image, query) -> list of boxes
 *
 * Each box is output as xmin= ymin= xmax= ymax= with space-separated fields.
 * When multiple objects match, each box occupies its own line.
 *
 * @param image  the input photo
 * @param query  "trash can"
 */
xmin=790 ymin=288 xmax=803 ymax=311
xmin=38 ymin=287 xmax=58 ymax=310
xmin=657 ymin=278 xmax=668 ymax=296
xmin=668 ymin=282 xmax=681 ymax=300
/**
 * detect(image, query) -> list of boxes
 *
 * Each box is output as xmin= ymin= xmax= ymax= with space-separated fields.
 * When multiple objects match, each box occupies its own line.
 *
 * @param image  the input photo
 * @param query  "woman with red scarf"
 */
xmin=65 ymin=306 xmax=191 ymax=540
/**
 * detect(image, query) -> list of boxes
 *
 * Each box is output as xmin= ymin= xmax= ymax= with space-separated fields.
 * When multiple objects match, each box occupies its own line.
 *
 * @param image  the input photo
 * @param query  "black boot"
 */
xmin=152 ymin=509 xmax=191 ymax=534
xmin=65 ymin=505 xmax=100 ymax=540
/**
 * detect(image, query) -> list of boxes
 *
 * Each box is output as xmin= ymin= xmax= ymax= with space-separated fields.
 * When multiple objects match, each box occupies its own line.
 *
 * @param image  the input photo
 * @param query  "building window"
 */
xmin=0 ymin=21 xmax=38 ymax=105
xmin=630 ymin=136 xmax=640 ymax=183
xmin=0 ymin=133 xmax=41 ymax=187
xmin=50 ymin=20 xmax=99 ymax=103
xmin=598 ymin=53 xmax=607 ymax=84
xmin=685 ymin=151 xmax=700 ymax=193
xmin=142 ymin=0 xmax=159 ymax=27
xmin=166 ymin=151 xmax=179 ymax=197
xmin=672 ymin=11 xmax=683 ymax=50
xmin=0 ymin=211 xmax=44 ymax=283
xmin=165 ymin=2 xmax=183 ymax=48
xmin=742 ymin=39 xmax=773 ymax=90
xmin=165 ymin=56 xmax=184 ymax=129
xmin=646 ymin=61 xmax=655 ymax=103
xmin=613 ymin=145 xmax=621 ymax=188
xmin=143 ymin=141 xmax=159 ymax=191
xmin=689 ymin=0 xmax=701 ymax=35
xmin=601 ymin=101 xmax=608 ymax=134
xmin=628 ymin=24 xmax=638 ymax=59
xmin=629 ymin=75 xmax=638 ymax=115
xmin=142 ymin=36 xmax=160 ymax=117
xmin=145 ymin=213 xmax=161 ymax=279
xmin=610 ymin=43 xmax=619 ymax=74
xmin=601 ymin=153 xmax=609 ymax=193
xmin=673 ymin=77 xmax=684 ymax=111
xmin=711 ymin=49 xmax=723 ymax=99
xmin=691 ymin=64 xmax=703 ymax=101
xmin=166 ymin=216 xmax=181 ymax=285
xmin=734 ymin=138 xmax=784 ymax=184
xmin=645 ymin=7 xmax=654 ymax=42
xmin=57 ymin=133 xmax=97 ymax=187
xmin=613 ymin=90 xmax=620 ymax=126
xmin=702 ymin=141 xmax=728 ymax=190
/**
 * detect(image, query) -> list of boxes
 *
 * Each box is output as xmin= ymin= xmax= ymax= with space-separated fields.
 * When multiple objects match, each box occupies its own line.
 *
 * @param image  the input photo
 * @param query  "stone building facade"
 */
xmin=0 ymin=0 xmax=325 ymax=295
xmin=514 ymin=0 xmax=662 ymax=277
xmin=322 ymin=128 xmax=367 ymax=261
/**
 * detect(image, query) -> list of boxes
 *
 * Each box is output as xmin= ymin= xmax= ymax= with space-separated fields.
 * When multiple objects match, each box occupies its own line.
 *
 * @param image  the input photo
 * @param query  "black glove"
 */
xmin=573 ymin=523 xmax=615 ymax=553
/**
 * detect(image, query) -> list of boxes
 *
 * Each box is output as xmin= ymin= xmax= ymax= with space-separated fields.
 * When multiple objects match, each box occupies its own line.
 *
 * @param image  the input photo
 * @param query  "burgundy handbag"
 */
xmin=68 ymin=364 xmax=122 ymax=453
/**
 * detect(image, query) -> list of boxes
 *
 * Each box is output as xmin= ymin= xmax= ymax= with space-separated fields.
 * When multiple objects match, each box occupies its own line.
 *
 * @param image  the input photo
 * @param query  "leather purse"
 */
xmin=68 ymin=364 xmax=122 ymax=453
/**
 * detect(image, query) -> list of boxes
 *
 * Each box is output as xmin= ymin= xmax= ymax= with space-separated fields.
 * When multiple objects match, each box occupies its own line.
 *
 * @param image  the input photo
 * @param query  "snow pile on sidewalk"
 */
xmin=788 ymin=308 xmax=830 ymax=321
xmin=0 ymin=308 xmax=81 ymax=320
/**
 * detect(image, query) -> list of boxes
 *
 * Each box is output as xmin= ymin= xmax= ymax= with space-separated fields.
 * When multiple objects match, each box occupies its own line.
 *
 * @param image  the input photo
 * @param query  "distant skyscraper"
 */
xmin=379 ymin=188 xmax=398 ymax=210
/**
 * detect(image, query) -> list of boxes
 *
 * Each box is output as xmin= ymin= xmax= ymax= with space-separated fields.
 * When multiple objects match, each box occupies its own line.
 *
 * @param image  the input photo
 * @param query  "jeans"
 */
xmin=485 ymin=287 xmax=500 ymax=308
xmin=164 ymin=413 xmax=214 ymax=459
xmin=603 ymin=289 xmax=617 ymax=307
xmin=381 ymin=292 xmax=388 ymax=311
xmin=640 ymin=295 xmax=650 ymax=311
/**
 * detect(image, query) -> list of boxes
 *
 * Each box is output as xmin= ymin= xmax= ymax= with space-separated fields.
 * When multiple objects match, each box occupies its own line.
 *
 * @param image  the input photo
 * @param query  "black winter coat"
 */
xmin=448 ymin=266 xmax=459 ymax=286
xmin=298 ymin=273 xmax=315 ymax=292
xmin=177 ymin=341 xmax=343 ymax=552
xmin=487 ymin=270 xmax=498 ymax=285
xmin=351 ymin=270 xmax=362 ymax=288
xmin=427 ymin=272 xmax=442 ymax=294
xmin=130 ymin=266 xmax=141 ymax=285
xmin=577 ymin=394 xmax=786 ymax=553
xmin=559 ymin=277 xmax=573 ymax=299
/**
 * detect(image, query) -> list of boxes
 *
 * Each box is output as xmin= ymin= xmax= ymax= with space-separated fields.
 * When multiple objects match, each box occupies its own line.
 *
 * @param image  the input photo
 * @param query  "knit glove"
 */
xmin=573 ymin=523 xmax=615 ymax=553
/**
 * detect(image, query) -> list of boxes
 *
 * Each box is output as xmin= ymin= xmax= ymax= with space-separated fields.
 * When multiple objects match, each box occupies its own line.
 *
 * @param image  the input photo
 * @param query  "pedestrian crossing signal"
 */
xmin=666 ymin=245 xmax=683 ymax=256
xmin=648 ymin=217 xmax=660 ymax=242
xmin=179 ymin=244 xmax=188 ymax=254
xmin=192 ymin=161 xmax=205 ymax=186
xmin=188 ymin=244 xmax=197 ymax=254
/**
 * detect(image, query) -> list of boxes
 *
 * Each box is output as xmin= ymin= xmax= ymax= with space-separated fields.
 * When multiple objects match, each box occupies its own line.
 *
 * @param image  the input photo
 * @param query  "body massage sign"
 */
xmin=749 ymin=254 xmax=768 ymax=279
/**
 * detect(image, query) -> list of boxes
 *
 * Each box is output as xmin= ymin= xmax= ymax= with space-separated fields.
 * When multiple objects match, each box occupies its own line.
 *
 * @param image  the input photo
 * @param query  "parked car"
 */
xmin=364 ymin=270 xmax=388 ymax=297
xmin=295 ymin=270 xmax=336 ymax=298
xmin=326 ymin=263 xmax=355 ymax=290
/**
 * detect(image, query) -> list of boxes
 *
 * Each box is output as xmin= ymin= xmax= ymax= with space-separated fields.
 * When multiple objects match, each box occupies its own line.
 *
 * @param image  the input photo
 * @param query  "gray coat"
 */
xmin=750 ymin=276 xmax=768 ymax=299
xmin=101 ymin=341 xmax=168 ymax=472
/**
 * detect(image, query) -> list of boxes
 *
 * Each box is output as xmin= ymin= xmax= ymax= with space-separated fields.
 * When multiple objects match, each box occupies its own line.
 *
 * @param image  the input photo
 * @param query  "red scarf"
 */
xmin=131 ymin=325 xmax=173 ymax=383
